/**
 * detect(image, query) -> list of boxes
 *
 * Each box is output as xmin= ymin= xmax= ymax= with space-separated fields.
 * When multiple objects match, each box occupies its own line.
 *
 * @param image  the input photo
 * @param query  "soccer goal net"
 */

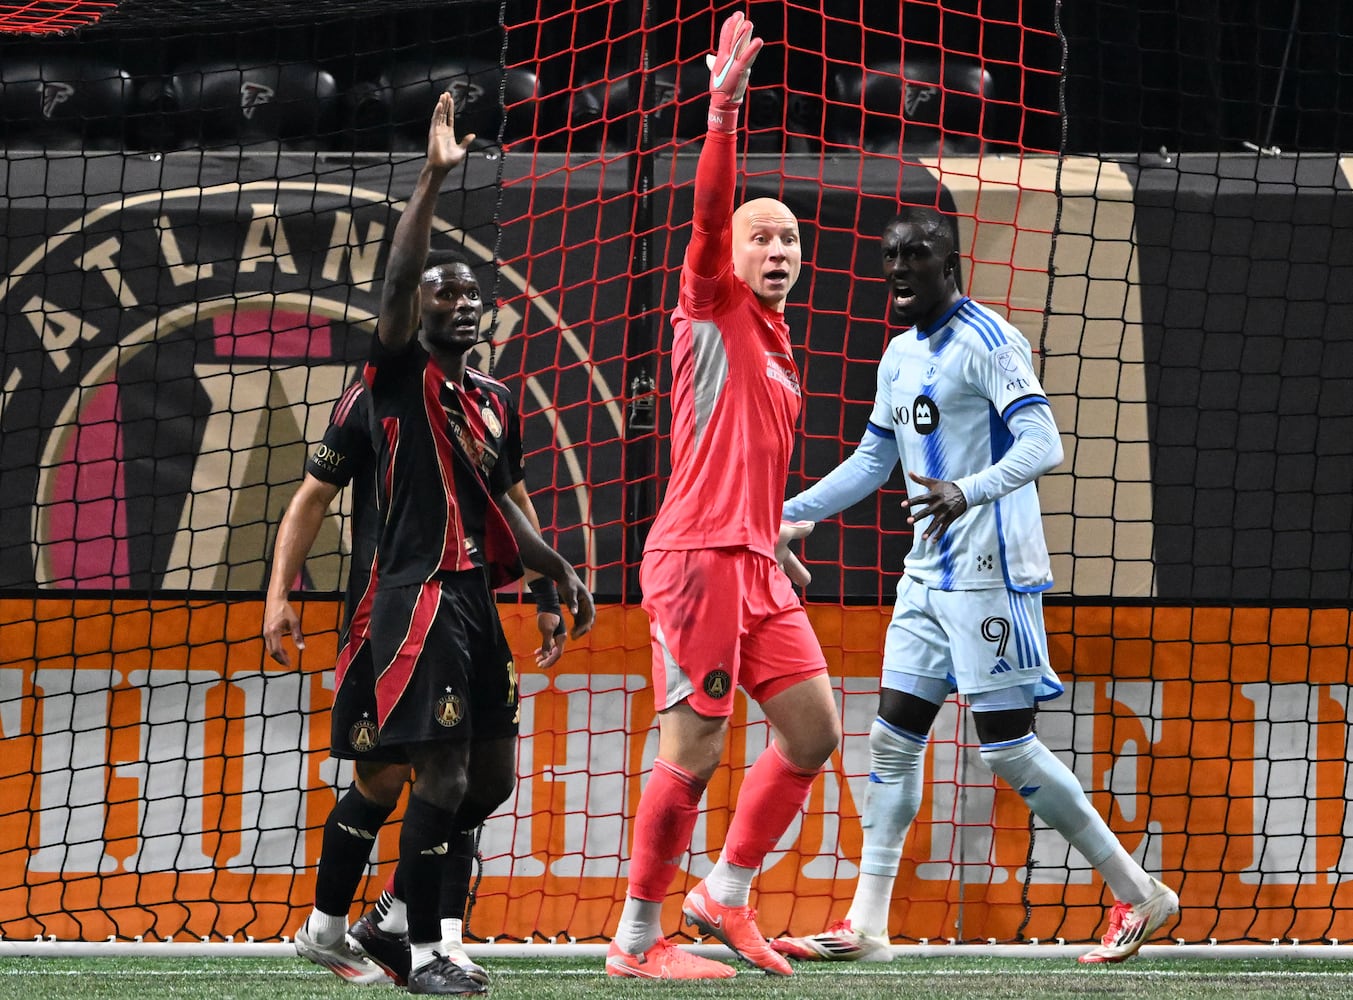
xmin=1 ymin=0 xmax=1351 ymax=954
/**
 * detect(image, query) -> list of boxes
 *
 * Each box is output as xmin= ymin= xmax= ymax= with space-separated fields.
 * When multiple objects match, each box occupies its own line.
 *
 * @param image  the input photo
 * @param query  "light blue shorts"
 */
xmin=881 ymin=575 xmax=1064 ymax=706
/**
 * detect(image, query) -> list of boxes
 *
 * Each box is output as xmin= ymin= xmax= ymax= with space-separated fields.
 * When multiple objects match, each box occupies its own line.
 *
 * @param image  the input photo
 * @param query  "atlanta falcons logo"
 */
xmin=239 ymin=81 xmax=275 ymax=119
xmin=41 ymin=82 xmax=74 ymax=119
xmin=903 ymin=82 xmax=938 ymax=118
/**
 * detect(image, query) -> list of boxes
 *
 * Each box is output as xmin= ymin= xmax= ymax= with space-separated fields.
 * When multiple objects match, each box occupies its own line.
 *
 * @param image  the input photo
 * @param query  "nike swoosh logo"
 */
xmin=712 ymin=56 xmax=735 ymax=89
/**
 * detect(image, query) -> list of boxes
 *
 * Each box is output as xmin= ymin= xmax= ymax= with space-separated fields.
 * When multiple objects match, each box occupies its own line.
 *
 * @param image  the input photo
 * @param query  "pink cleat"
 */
xmin=605 ymin=937 xmax=737 ymax=979
xmin=682 ymin=880 xmax=792 ymax=976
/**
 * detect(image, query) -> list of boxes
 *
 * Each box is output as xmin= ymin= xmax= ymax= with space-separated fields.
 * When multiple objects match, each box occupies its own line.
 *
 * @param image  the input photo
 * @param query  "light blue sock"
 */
xmin=980 ymin=733 xmax=1154 ymax=903
xmin=845 ymin=719 xmax=927 ymax=935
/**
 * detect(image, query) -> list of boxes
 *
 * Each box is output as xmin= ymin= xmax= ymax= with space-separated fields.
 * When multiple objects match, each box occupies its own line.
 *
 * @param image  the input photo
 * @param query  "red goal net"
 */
xmin=1 ymin=0 xmax=1351 ymax=953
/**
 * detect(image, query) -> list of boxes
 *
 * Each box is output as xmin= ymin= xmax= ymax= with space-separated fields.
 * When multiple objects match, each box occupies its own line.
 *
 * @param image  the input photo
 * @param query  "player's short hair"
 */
xmin=884 ymin=205 xmax=958 ymax=255
xmin=421 ymin=248 xmax=472 ymax=283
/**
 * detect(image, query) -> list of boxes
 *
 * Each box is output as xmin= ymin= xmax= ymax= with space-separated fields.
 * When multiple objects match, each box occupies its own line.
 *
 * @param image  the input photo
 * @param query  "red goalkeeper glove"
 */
xmin=706 ymin=11 xmax=763 ymax=133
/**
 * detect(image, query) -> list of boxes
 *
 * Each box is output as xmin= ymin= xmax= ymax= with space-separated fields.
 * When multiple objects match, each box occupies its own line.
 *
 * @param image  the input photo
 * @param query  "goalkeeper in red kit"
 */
xmin=604 ymin=11 xmax=840 ymax=981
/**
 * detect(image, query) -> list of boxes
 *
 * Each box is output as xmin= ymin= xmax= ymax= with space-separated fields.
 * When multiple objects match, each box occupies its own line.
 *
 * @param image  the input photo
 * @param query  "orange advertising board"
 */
xmin=0 ymin=598 xmax=1350 ymax=945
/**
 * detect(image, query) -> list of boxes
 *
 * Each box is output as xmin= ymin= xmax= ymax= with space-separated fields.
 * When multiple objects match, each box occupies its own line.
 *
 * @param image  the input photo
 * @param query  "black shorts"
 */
xmin=368 ymin=572 xmax=519 ymax=748
xmin=329 ymin=637 xmax=408 ymax=763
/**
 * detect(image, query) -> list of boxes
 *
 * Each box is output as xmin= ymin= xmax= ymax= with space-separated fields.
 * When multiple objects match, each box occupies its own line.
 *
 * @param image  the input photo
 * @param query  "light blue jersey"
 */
xmin=871 ymin=296 xmax=1053 ymax=592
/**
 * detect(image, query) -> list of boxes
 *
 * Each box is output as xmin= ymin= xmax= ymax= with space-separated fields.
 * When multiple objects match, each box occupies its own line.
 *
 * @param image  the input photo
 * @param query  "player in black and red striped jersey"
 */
xmin=266 ymin=377 xmax=572 ymax=988
xmin=354 ymin=90 xmax=593 ymax=997
xmin=266 ymin=92 xmax=591 ymax=997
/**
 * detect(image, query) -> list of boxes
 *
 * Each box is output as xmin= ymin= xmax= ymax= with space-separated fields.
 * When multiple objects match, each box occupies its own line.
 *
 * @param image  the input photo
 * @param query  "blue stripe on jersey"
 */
xmin=918 ymin=297 xmax=969 ymax=338
xmin=865 ymin=420 xmax=895 ymax=439
xmin=957 ymin=299 xmax=1009 ymax=351
xmin=921 ymin=340 xmax=957 ymax=587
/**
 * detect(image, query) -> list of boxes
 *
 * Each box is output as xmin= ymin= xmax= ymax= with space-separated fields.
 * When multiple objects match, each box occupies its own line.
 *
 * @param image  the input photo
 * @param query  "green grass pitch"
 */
xmin=2 ymin=955 xmax=1351 ymax=1000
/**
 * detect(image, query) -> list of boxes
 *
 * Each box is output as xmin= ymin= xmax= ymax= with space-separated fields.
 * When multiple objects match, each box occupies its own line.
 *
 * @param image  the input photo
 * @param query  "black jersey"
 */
xmin=363 ymin=336 xmax=524 ymax=589
xmin=303 ymin=379 xmax=379 ymax=641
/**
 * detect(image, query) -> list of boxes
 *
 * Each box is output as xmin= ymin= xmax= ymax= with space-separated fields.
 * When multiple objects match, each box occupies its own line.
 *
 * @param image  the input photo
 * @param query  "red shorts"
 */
xmin=639 ymin=547 xmax=828 ymax=717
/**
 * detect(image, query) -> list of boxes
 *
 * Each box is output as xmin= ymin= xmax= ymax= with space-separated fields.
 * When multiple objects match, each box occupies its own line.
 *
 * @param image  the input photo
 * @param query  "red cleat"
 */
xmin=605 ymin=938 xmax=737 ymax=979
xmin=682 ymin=880 xmax=792 ymax=976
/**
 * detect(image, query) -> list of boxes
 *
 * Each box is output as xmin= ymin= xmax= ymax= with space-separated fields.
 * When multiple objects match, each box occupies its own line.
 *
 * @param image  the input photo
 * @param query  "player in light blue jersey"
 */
xmin=771 ymin=206 xmax=1178 ymax=966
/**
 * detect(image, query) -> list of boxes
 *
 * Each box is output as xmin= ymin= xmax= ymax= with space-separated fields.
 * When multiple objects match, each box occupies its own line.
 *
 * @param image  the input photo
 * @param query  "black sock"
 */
xmin=314 ymin=788 xmax=395 ymax=917
xmin=398 ymin=793 xmax=458 ymax=945
xmin=440 ymin=829 xmax=476 ymax=923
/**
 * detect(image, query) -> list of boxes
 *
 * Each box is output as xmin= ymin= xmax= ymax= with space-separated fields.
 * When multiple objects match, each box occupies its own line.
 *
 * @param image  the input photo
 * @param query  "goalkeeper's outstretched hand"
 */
xmin=706 ymin=11 xmax=762 ymax=130
xmin=776 ymin=519 xmax=814 ymax=587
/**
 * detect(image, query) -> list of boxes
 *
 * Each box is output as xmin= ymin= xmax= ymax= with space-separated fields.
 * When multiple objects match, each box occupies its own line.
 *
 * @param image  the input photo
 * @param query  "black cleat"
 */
xmin=406 ymin=954 xmax=489 ymax=996
xmin=347 ymin=913 xmax=411 ymax=987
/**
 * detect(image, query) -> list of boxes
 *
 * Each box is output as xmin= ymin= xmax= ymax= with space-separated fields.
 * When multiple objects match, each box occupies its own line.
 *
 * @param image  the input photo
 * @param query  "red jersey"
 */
xmin=644 ymin=131 xmax=803 ymax=559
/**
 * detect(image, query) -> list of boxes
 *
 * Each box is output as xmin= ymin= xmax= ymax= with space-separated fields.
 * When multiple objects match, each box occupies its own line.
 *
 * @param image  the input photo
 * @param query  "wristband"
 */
xmin=528 ymin=577 xmax=561 ymax=615
xmin=528 ymin=578 xmax=566 ymax=639
xmin=707 ymin=95 xmax=741 ymax=134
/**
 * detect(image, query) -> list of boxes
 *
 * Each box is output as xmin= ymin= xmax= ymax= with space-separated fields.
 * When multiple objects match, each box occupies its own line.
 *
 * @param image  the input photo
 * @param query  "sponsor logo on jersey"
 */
xmin=764 ymin=351 xmax=802 ymax=395
xmin=310 ymin=441 xmax=346 ymax=475
xmin=913 ymin=394 xmax=939 ymax=434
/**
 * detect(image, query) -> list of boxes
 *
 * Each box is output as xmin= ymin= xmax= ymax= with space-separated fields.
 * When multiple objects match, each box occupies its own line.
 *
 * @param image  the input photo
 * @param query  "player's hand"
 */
xmin=535 ymin=610 xmax=568 ymax=668
xmin=706 ymin=11 xmax=762 ymax=107
xmin=776 ymin=519 xmax=814 ymax=586
xmin=555 ymin=568 xmax=596 ymax=639
xmin=428 ymin=90 xmax=475 ymax=172
xmin=263 ymin=598 xmax=304 ymax=667
xmin=901 ymin=472 xmax=969 ymax=542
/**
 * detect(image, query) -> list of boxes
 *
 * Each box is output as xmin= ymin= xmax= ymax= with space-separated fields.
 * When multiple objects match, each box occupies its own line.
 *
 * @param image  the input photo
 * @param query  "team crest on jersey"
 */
xmin=348 ymin=718 xmax=379 ymax=753
xmin=913 ymin=394 xmax=939 ymax=434
xmin=480 ymin=404 xmax=502 ymax=438
xmin=435 ymin=691 xmax=466 ymax=727
xmin=703 ymin=669 xmax=732 ymax=699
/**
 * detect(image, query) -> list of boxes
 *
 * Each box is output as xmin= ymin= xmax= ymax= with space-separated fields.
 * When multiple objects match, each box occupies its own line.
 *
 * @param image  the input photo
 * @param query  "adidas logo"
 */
xmin=989 ymin=658 xmax=1013 ymax=675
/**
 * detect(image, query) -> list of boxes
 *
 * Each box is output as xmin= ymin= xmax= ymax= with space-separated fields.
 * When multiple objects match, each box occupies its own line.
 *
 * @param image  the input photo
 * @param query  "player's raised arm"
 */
xmin=684 ymin=12 xmax=762 ymax=288
xmin=378 ymin=91 xmax=475 ymax=353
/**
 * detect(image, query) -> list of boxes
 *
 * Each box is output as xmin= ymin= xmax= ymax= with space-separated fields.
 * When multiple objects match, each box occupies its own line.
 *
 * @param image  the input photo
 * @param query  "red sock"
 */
xmin=723 ymin=741 xmax=819 ymax=869
xmin=627 ymin=758 xmax=706 ymax=902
